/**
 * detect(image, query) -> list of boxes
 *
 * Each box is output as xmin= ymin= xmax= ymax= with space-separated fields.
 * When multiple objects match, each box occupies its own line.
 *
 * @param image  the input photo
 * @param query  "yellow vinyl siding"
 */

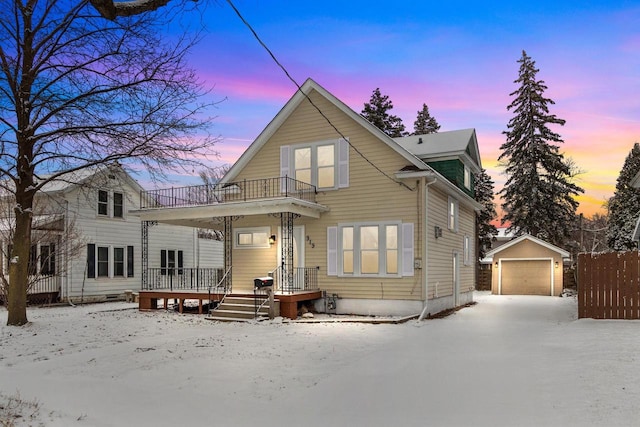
xmin=426 ymin=187 xmax=475 ymax=299
xmin=233 ymin=90 xmax=422 ymax=300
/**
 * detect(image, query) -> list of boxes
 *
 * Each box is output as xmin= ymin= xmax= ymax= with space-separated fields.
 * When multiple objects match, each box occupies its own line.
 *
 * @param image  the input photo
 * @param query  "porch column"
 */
xmin=141 ymin=220 xmax=156 ymax=290
xmin=280 ymin=212 xmax=298 ymax=293
xmin=223 ymin=216 xmax=233 ymax=291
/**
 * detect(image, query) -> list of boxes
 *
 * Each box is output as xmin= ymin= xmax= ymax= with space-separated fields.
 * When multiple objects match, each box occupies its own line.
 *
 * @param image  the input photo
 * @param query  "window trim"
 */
xmin=336 ymin=221 xmax=402 ymax=278
xmin=97 ymin=189 xmax=125 ymax=219
xmin=463 ymin=235 xmax=472 ymax=266
xmin=281 ymin=138 xmax=349 ymax=191
xmin=87 ymin=244 xmax=134 ymax=279
xmin=463 ymin=165 xmax=471 ymax=189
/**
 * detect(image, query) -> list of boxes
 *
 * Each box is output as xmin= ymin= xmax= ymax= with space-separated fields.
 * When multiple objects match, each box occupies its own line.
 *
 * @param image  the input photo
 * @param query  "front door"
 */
xmin=277 ymin=225 xmax=305 ymax=290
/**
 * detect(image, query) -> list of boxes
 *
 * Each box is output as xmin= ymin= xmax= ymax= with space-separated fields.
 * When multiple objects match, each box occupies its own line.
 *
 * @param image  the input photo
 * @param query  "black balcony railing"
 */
xmin=140 ymin=177 xmax=317 ymax=209
xmin=269 ymin=266 xmax=319 ymax=294
xmin=143 ymin=268 xmax=225 ymax=291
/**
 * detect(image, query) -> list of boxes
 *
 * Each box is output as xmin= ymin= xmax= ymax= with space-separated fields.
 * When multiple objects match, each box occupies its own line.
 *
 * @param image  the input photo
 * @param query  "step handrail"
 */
xmin=209 ymin=266 xmax=232 ymax=313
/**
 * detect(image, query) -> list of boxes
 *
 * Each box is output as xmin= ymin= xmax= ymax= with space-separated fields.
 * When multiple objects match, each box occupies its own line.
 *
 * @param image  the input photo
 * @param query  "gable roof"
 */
xmin=40 ymin=163 xmax=144 ymax=195
xmin=220 ymin=78 xmax=482 ymax=211
xmin=221 ymin=78 xmax=429 ymax=184
xmin=485 ymin=234 xmax=570 ymax=258
xmin=394 ymin=129 xmax=482 ymax=172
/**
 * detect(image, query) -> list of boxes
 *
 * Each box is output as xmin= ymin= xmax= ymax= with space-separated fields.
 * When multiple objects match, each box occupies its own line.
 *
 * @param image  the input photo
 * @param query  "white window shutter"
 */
xmin=327 ymin=226 xmax=337 ymax=276
xmin=402 ymin=223 xmax=414 ymax=277
xmin=280 ymin=145 xmax=290 ymax=193
xmin=338 ymin=138 xmax=349 ymax=188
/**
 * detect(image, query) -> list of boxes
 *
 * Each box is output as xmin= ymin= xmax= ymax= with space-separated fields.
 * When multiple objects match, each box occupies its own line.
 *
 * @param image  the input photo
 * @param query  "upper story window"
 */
xmin=448 ymin=197 xmax=459 ymax=232
xmin=281 ymin=138 xmax=349 ymax=191
xmin=98 ymin=190 xmax=108 ymax=216
xmin=97 ymin=190 xmax=125 ymax=218
xmin=463 ymin=165 xmax=471 ymax=189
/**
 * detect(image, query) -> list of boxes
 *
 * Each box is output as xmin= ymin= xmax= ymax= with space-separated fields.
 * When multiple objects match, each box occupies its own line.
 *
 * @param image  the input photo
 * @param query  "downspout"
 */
xmin=418 ymin=175 xmax=437 ymax=321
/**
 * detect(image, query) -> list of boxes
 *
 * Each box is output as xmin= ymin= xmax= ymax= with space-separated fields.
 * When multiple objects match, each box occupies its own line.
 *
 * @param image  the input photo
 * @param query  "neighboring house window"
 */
xmin=97 ymin=190 xmax=125 ymax=218
xmin=160 ymin=249 xmax=183 ymax=275
xmin=113 ymin=192 xmax=124 ymax=218
xmin=98 ymin=190 xmax=108 ymax=216
xmin=328 ymin=222 xmax=414 ymax=277
xmin=40 ymin=243 xmax=56 ymax=276
xmin=448 ymin=197 xmax=459 ymax=232
xmin=87 ymin=244 xmax=134 ymax=278
xmin=97 ymin=246 xmax=109 ymax=277
xmin=464 ymin=165 xmax=471 ymax=189
xmin=280 ymin=138 xmax=349 ymax=191
xmin=234 ymin=227 xmax=270 ymax=249
xmin=463 ymin=235 xmax=472 ymax=266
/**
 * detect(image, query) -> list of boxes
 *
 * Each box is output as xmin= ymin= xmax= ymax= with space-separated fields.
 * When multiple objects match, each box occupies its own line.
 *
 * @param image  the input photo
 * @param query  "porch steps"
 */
xmin=205 ymin=296 xmax=280 ymax=322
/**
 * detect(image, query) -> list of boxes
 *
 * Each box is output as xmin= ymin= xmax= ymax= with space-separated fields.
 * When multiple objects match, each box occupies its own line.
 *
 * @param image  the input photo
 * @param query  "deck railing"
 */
xmin=140 ymin=176 xmax=317 ymax=209
xmin=0 ymin=274 xmax=61 ymax=295
xmin=143 ymin=268 xmax=224 ymax=291
xmin=269 ymin=266 xmax=319 ymax=294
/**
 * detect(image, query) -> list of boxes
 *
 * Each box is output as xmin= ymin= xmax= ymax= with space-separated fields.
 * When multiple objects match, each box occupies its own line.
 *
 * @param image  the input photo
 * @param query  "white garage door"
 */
xmin=501 ymin=260 xmax=551 ymax=295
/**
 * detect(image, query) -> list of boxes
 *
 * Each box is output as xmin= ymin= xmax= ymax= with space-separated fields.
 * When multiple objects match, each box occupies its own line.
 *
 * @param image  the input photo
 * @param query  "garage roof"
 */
xmin=485 ymin=234 xmax=570 ymax=258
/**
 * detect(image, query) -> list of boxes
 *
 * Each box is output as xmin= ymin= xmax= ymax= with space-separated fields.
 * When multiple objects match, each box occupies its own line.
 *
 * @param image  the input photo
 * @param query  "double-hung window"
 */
xmin=328 ymin=222 xmax=413 ymax=277
xmin=97 ymin=190 xmax=125 ymax=218
xmin=281 ymin=138 xmax=349 ymax=191
xmin=87 ymin=244 xmax=134 ymax=278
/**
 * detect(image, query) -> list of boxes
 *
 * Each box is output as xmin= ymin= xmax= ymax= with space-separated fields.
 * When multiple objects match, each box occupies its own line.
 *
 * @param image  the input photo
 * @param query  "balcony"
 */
xmin=140 ymin=176 xmax=317 ymax=209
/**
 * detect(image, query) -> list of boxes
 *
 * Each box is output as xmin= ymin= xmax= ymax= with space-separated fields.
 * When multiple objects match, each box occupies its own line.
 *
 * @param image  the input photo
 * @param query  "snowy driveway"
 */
xmin=1 ymin=292 xmax=639 ymax=426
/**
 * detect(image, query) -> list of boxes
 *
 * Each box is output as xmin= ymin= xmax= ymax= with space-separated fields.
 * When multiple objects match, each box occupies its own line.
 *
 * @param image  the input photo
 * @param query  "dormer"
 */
xmin=394 ymin=129 xmax=482 ymax=197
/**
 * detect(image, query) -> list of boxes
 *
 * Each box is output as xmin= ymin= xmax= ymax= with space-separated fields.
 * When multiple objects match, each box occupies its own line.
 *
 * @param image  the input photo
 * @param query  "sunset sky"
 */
xmin=169 ymin=0 xmax=640 ymax=220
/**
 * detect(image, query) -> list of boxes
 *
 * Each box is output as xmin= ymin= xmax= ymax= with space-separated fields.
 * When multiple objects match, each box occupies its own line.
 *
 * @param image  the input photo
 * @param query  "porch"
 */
xmin=138 ymin=266 xmax=322 ymax=319
xmin=133 ymin=177 xmax=329 ymax=320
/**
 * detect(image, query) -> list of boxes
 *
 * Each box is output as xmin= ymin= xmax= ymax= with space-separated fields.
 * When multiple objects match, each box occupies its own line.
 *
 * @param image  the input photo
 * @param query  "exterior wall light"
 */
xmin=269 ymin=235 xmax=277 ymax=245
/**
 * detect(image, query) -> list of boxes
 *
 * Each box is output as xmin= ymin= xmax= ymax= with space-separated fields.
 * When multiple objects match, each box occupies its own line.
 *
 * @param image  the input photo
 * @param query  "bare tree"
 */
xmin=0 ymin=0 xmax=217 ymax=325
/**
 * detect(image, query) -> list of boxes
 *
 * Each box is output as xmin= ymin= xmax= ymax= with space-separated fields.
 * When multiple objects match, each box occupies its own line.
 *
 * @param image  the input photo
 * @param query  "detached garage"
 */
xmin=486 ymin=234 xmax=569 ymax=296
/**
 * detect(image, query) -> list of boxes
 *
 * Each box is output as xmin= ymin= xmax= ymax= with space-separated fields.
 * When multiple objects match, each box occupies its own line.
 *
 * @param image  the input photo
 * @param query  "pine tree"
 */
xmin=606 ymin=143 xmax=640 ymax=250
xmin=498 ymin=51 xmax=583 ymax=247
xmin=361 ymin=88 xmax=407 ymax=137
xmin=475 ymin=169 xmax=498 ymax=259
xmin=413 ymin=103 xmax=441 ymax=135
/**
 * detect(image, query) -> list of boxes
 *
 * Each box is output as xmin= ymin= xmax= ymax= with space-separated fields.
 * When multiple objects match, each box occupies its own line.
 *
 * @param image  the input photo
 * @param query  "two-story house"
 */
xmin=134 ymin=79 xmax=482 ymax=318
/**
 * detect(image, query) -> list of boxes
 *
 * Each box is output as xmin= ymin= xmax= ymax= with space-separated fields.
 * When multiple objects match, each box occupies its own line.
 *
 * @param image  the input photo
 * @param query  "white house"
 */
xmin=1 ymin=163 xmax=223 ymax=303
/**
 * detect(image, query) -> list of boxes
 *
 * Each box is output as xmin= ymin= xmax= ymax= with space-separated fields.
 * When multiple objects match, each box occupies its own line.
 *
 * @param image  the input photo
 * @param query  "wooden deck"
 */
xmin=138 ymin=289 xmax=322 ymax=319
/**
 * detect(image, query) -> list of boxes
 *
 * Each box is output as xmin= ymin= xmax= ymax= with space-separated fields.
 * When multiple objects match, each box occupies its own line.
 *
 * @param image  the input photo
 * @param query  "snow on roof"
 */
xmin=393 ymin=128 xmax=481 ymax=170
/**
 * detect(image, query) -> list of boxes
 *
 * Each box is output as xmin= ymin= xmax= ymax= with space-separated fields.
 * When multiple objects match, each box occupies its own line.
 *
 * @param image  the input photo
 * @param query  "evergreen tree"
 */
xmin=498 ymin=51 xmax=583 ymax=247
xmin=606 ymin=143 xmax=640 ymax=250
xmin=475 ymin=169 xmax=498 ymax=259
xmin=361 ymin=88 xmax=407 ymax=137
xmin=413 ymin=103 xmax=441 ymax=135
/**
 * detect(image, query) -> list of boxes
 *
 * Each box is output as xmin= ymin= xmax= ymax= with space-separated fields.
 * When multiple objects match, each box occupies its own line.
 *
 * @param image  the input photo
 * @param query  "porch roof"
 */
xmin=130 ymin=197 xmax=329 ymax=228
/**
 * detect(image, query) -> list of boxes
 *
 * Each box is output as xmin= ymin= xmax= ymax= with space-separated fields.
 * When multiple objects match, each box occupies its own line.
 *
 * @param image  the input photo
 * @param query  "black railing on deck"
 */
xmin=270 ymin=266 xmax=319 ymax=294
xmin=140 ymin=177 xmax=317 ymax=209
xmin=143 ymin=268 xmax=224 ymax=291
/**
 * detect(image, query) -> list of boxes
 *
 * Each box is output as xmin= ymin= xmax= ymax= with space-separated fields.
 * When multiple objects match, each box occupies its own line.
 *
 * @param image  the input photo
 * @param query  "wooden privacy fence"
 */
xmin=577 ymin=251 xmax=640 ymax=319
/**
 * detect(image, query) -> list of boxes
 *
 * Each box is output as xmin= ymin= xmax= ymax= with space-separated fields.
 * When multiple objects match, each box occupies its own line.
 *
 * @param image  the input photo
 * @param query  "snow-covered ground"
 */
xmin=1 ymin=292 xmax=639 ymax=426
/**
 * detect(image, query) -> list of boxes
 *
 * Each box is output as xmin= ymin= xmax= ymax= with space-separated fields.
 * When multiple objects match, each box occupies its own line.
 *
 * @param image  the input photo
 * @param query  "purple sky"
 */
xmin=163 ymin=0 xmax=640 ymax=218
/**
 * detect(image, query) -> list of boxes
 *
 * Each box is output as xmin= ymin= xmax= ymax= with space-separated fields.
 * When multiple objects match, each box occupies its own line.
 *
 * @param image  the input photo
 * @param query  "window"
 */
xmin=97 ymin=190 xmax=125 ymax=218
xmin=113 ymin=192 xmax=124 ymax=218
xmin=448 ymin=197 xmax=459 ymax=232
xmin=40 ymin=243 xmax=56 ymax=276
xmin=281 ymin=139 xmax=349 ymax=190
xmin=98 ymin=190 xmax=108 ymax=216
xmin=97 ymin=246 xmax=109 ymax=277
xmin=160 ymin=249 xmax=184 ymax=275
xmin=114 ymin=247 xmax=125 ymax=277
xmin=464 ymin=165 xmax=471 ymax=189
xmin=234 ymin=227 xmax=270 ymax=249
xmin=87 ymin=244 xmax=134 ymax=278
xmin=464 ymin=235 xmax=472 ymax=266
xmin=329 ymin=222 xmax=413 ymax=277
